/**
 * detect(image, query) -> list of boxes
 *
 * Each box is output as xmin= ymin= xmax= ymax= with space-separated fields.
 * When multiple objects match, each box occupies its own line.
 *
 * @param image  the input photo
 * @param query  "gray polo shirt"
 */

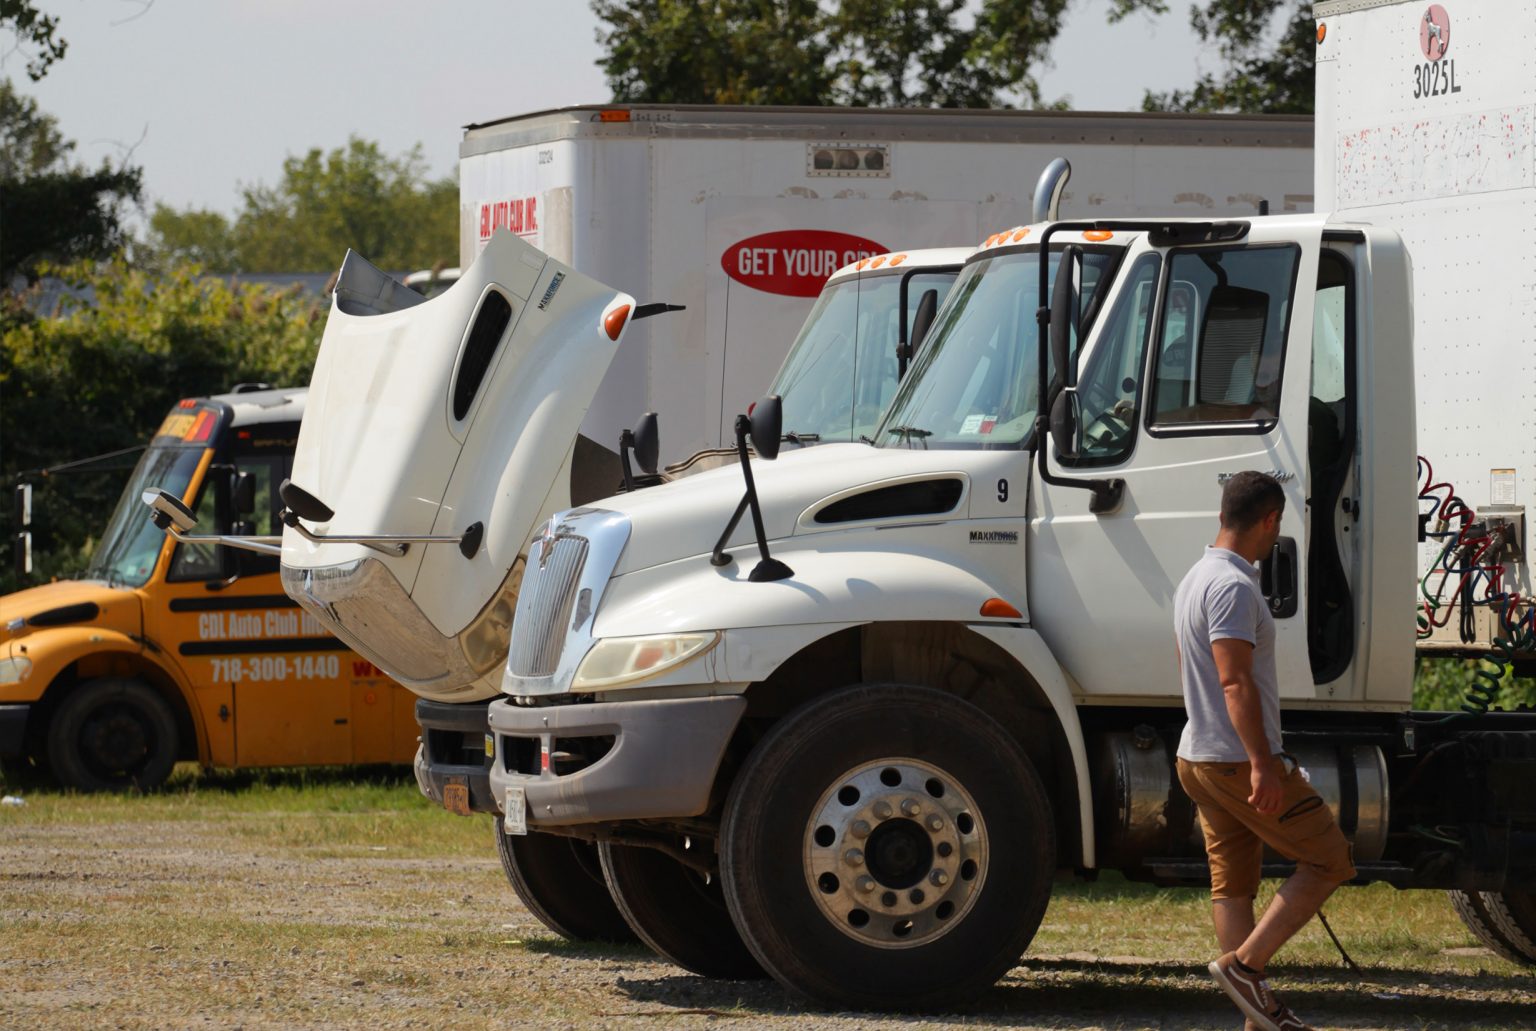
xmin=1174 ymin=546 xmax=1282 ymax=763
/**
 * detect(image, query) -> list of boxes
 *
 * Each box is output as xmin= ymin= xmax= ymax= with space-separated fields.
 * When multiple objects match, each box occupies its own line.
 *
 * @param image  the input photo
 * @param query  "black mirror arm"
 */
xmin=709 ymin=416 xmax=793 ymax=581
xmin=619 ymin=428 xmax=637 ymax=493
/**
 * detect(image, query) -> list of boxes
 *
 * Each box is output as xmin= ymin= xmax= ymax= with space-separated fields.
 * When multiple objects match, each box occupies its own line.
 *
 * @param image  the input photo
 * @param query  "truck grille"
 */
xmin=506 ymin=534 xmax=589 ymax=678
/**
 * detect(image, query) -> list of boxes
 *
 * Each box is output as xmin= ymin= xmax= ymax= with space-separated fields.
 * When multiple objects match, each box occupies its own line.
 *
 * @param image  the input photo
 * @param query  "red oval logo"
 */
xmin=721 ymin=230 xmax=887 ymax=298
xmin=1420 ymin=4 xmax=1450 ymax=61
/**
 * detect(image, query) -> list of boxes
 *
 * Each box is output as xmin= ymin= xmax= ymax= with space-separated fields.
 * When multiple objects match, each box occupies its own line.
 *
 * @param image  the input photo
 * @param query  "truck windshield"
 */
xmin=875 ymin=248 xmax=1118 ymax=450
xmin=86 ymin=446 xmax=207 ymax=588
xmin=770 ymin=270 xmax=958 ymax=444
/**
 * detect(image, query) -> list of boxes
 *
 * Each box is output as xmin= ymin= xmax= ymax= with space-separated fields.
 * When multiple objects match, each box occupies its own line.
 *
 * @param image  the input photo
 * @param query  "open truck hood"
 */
xmin=281 ymin=229 xmax=635 ymax=702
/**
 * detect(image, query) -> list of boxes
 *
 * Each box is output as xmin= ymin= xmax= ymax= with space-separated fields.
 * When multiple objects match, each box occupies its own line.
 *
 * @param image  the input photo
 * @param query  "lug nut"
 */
xmin=929 ymin=870 xmax=949 ymax=887
xmin=856 ymin=876 xmax=876 ymax=894
xmin=873 ymin=801 xmax=893 ymax=820
xmin=901 ymin=798 xmax=921 ymax=817
xmin=927 ymin=814 xmax=944 ymax=831
xmin=844 ymin=848 xmax=864 ymax=867
xmin=851 ymin=819 xmax=872 ymax=839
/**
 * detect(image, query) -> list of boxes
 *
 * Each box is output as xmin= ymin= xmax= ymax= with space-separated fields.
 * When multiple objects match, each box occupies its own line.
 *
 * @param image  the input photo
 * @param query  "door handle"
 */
xmin=1259 ymin=536 xmax=1299 ymax=618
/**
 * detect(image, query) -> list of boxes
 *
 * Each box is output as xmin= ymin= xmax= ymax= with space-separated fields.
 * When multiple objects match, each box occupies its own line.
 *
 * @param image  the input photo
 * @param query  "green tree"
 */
xmin=0 ymin=80 xmax=142 ymax=285
xmin=591 ymin=0 xmax=1075 ymax=108
xmin=1117 ymin=0 xmax=1316 ymax=114
xmin=148 ymin=137 xmax=457 ymax=274
xmin=0 ymin=258 xmax=325 ymax=591
xmin=1 ymin=0 xmax=67 ymax=80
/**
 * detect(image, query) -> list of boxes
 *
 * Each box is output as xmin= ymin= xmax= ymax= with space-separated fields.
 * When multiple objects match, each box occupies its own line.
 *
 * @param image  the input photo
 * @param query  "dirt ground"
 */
xmin=1 ymin=779 xmax=1532 ymax=1030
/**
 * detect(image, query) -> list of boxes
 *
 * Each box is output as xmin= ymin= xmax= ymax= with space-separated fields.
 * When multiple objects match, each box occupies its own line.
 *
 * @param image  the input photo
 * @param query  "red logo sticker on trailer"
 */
xmin=1420 ymin=5 xmax=1450 ymax=61
xmin=479 ymin=197 xmax=539 ymax=242
xmin=722 ymin=230 xmax=887 ymax=298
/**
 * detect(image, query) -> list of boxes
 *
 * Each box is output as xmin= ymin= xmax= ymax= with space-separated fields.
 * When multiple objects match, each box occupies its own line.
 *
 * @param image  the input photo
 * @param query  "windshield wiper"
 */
xmin=886 ymin=425 xmax=932 ymax=449
xmin=782 ymin=431 xmax=820 ymax=446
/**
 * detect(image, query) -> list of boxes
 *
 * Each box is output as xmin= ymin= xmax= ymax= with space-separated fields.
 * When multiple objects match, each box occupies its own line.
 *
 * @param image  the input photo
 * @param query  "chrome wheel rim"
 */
xmin=802 ymin=757 xmax=988 ymax=949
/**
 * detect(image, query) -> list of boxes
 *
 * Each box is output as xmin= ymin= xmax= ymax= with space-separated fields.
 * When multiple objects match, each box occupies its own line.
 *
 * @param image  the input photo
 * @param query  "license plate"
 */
xmin=441 ymin=779 xmax=471 ymax=818
xmin=502 ymin=783 xmax=527 ymax=835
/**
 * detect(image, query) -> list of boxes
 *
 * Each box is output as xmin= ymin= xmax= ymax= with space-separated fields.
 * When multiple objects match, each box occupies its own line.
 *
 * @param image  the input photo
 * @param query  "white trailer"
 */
xmin=458 ymin=105 xmax=1313 ymax=458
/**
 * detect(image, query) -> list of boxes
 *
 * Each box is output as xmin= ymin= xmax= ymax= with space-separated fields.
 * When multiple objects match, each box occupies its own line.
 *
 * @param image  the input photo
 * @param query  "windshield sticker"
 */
xmin=961 ymin=414 xmax=999 ymax=436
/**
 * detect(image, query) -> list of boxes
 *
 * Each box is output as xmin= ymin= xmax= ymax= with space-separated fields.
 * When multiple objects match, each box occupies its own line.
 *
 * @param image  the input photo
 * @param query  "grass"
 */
xmin=1 ymin=767 xmax=1532 ymax=1029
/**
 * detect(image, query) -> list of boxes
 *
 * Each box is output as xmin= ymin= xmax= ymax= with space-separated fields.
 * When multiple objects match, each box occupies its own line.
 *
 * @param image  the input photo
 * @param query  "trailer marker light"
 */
xmin=1083 ymin=230 xmax=1114 ymax=241
xmin=1317 ymin=23 xmax=1326 ymax=43
xmin=598 ymin=109 xmax=631 ymax=123
xmin=603 ymin=304 xmax=632 ymax=341
xmin=980 ymin=598 xmax=1022 ymax=619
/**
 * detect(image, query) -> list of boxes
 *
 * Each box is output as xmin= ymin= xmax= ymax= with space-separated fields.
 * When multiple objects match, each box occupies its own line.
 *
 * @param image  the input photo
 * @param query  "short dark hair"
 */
xmin=1220 ymin=471 xmax=1285 ymax=531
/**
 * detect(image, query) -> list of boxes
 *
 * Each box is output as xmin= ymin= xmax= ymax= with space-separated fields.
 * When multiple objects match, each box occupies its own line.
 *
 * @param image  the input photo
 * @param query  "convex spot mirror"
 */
xmin=750 ymin=395 xmax=783 ymax=460
xmin=142 ymin=488 xmax=197 ymax=533
xmin=632 ymin=412 xmax=660 ymax=476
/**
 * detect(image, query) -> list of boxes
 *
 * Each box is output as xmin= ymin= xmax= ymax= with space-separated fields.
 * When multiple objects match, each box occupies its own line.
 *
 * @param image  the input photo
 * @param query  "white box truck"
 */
xmin=452 ymin=0 xmax=1536 ymax=1007
xmin=458 ymin=105 xmax=1314 ymax=458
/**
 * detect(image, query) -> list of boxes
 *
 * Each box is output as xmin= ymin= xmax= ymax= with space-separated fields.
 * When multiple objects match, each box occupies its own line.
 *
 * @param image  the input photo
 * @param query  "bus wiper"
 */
xmin=782 ymin=431 xmax=820 ymax=446
xmin=886 ymin=425 xmax=931 ymax=449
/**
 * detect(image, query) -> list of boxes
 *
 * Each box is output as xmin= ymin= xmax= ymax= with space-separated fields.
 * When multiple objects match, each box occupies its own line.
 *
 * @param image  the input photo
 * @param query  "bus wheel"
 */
xmin=720 ymin=684 xmax=1055 ymax=1010
xmin=493 ymin=821 xmax=636 ymax=943
xmin=47 ymin=678 xmax=178 ymax=792
xmin=598 ymin=839 xmax=763 ymax=979
xmin=1463 ymin=890 xmax=1536 ymax=965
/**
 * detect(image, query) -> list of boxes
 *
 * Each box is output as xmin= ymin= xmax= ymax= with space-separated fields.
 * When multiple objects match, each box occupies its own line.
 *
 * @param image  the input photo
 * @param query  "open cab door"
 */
xmin=280 ymin=229 xmax=637 ymax=701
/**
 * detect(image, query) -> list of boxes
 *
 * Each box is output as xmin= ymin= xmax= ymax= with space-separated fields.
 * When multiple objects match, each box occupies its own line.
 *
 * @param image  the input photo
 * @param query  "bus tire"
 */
xmin=597 ymin=839 xmax=763 ymax=979
xmin=1480 ymin=890 xmax=1536 ymax=965
xmin=720 ymin=683 xmax=1055 ymax=1010
xmin=46 ymin=678 xmax=178 ymax=792
xmin=493 ymin=821 xmax=636 ymax=943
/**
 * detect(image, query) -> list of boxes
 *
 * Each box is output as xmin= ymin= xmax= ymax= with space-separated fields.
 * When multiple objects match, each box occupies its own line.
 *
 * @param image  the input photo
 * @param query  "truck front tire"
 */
xmin=720 ymin=683 xmax=1056 ymax=1010
xmin=494 ymin=821 xmax=636 ymax=943
xmin=597 ymin=839 xmax=763 ymax=979
xmin=46 ymin=678 xmax=178 ymax=792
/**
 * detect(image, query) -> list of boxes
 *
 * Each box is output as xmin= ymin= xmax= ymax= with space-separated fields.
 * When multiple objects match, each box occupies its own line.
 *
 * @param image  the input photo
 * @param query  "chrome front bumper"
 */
xmin=485 ymin=693 xmax=746 ymax=826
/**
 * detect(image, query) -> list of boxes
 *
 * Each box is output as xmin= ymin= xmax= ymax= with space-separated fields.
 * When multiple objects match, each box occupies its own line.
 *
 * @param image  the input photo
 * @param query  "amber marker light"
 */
xmin=980 ymin=598 xmax=1023 ymax=619
xmin=604 ymin=304 xmax=632 ymax=341
xmin=1083 ymin=230 xmax=1114 ymax=241
xmin=1012 ymin=229 xmax=1030 ymax=242
xmin=1317 ymin=23 xmax=1326 ymax=43
xmin=889 ymin=253 xmax=908 ymax=266
xmin=598 ymin=109 xmax=631 ymax=122
xmin=870 ymin=255 xmax=887 ymax=268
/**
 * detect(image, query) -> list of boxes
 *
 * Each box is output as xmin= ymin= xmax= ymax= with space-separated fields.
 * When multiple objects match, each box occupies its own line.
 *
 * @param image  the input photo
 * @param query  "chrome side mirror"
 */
xmin=142 ymin=489 xmax=197 ymax=533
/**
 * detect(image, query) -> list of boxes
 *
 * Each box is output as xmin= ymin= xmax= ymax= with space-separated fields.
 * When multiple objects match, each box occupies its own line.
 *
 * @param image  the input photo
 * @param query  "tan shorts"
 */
xmin=1176 ymin=756 xmax=1356 ymax=900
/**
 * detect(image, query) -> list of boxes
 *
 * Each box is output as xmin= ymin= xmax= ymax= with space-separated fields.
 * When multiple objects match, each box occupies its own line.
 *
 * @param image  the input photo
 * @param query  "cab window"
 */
xmin=1149 ymin=246 xmax=1299 ymax=431
xmin=1066 ymin=253 xmax=1160 ymax=465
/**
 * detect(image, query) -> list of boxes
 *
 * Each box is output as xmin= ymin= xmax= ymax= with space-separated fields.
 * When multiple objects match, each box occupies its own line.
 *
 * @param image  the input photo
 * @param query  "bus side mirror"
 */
xmin=231 ymin=471 xmax=256 ymax=516
xmin=142 ymin=489 xmax=198 ymax=533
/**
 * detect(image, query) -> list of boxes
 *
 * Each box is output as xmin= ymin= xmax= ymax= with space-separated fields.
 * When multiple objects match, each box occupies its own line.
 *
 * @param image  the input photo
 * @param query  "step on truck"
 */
xmin=456 ymin=0 xmax=1534 ymax=1007
xmin=2 ymin=388 xmax=417 ymax=790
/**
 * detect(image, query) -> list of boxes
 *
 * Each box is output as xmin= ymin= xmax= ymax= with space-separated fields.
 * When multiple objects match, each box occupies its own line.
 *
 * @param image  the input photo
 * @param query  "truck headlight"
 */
xmin=0 ymin=656 xmax=33 ymax=685
xmin=571 ymin=632 xmax=720 ymax=690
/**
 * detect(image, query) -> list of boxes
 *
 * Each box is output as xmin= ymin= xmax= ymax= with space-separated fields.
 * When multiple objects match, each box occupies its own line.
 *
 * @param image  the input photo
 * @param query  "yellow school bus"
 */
xmin=0 ymin=387 xmax=417 ymax=790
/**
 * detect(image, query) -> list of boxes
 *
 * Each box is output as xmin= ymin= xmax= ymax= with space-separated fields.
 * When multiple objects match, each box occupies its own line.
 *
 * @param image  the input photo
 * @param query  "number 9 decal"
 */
xmin=997 ymin=478 xmax=1009 ymax=503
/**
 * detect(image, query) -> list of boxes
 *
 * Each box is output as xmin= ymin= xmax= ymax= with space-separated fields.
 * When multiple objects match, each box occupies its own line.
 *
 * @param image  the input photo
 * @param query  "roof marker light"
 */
xmin=1083 ymin=230 xmax=1114 ymax=242
xmin=870 ymin=256 xmax=887 ymax=268
xmin=604 ymin=304 xmax=632 ymax=341
xmin=1012 ymin=229 xmax=1030 ymax=242
xmin=980 ymin=598 xmax=1023 ymax=619
xmin=889 ymin=253 xmax=908 ymax=266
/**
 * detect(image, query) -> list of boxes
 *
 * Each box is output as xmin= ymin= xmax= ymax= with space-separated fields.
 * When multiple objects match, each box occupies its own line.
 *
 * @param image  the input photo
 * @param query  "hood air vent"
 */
xmin=813 ymin=478 xmax=964 ymax=524
xmin=452 ymin=290 xmax=514 ymax=421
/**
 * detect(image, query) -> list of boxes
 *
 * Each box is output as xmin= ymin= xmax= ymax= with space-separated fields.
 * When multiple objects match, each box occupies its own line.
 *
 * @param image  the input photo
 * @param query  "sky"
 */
xmin=12 ymin=1 xmax=1226 ymax=217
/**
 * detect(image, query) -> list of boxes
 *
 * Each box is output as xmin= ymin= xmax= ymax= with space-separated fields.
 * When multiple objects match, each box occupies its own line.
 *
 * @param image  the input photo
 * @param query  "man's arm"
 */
xmin=1211 ymin=637 xmax=1284 ymax=815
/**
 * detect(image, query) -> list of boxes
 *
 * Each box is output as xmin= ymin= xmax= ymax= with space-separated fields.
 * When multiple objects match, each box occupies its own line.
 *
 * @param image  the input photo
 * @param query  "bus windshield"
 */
xmin=875 ymin=248 xmax=1119 ymax=450
xmin=769 ymin=269 xmax=958 ymax=445
xmin=86 ymin=446 xmax=207 ymax=588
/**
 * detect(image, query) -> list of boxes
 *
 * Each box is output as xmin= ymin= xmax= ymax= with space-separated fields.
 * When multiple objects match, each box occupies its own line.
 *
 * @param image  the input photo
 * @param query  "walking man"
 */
xmin=1174 ymin=471 xmax=1356 ymax=1031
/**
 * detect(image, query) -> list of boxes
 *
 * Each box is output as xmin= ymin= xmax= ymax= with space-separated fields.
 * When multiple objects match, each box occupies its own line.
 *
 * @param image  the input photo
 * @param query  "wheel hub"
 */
xmin=802 ymin=758 xmax=987 ymax=949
